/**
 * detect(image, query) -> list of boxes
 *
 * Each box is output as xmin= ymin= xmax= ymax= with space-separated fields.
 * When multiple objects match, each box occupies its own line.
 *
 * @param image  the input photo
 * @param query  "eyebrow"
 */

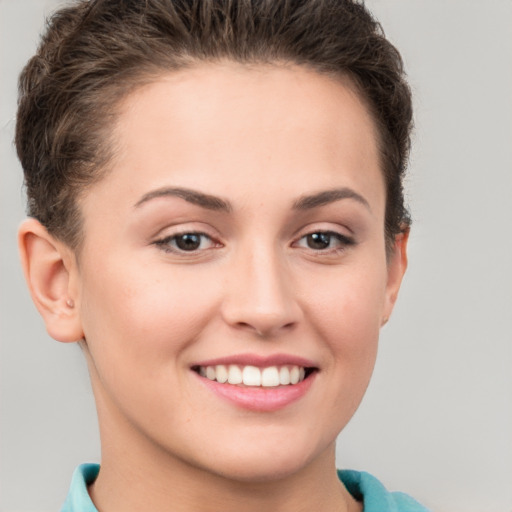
xmin=134 ymin=185 xmax=370 ymax=213
xmin=134 ymin=187 xmax=232 ymax=212
xmin=292 ymin=187 xmax=371 ymax=211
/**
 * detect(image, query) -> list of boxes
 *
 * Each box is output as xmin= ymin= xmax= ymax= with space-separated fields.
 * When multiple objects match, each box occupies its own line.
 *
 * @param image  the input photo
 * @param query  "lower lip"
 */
xmin=195 ymin=372 xmax=316 ymax=412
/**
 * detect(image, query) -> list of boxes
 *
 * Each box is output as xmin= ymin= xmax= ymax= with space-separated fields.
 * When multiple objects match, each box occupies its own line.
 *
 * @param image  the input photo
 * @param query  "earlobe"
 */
xmin=381 ymin=229 xmax=409 ymax=326
xmin=18 ymin=218 xmax=84 ymax=343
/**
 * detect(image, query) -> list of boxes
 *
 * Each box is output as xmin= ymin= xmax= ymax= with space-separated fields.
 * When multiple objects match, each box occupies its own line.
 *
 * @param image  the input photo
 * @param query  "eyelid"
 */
xmin=292 ymin=222 xmax=355 ymax=241
xmin=291 ymin=227 xmax=357 ymax=256
xmin=152 ymin=224 xmax=223 ymax=255
xmin=156 ymin=231 xmax=212 ymax=247
xmin=296 ymin=231 xmax=354 ymax=246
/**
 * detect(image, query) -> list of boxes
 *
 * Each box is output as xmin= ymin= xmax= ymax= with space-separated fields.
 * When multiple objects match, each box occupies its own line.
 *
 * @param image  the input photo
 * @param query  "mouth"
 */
xmin=191 ymin=354 xmax=319 ymax=411
xmin=191 ymin=364 xmax=317 ymax=387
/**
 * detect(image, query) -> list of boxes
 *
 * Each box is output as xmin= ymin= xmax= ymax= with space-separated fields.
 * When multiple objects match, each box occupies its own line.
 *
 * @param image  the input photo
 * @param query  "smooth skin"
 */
xmin=19 ymin=63 xmax=408 ymax=512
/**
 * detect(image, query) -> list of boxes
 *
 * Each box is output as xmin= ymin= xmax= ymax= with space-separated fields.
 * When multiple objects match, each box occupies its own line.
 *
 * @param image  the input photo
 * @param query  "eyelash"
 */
xmin=153 ymin=230 xmax=355 ymax=255
xmin=154 ymin=232 xmax=218 ymax=254
xmin=295 ymin=231 xmax=355 ymax=254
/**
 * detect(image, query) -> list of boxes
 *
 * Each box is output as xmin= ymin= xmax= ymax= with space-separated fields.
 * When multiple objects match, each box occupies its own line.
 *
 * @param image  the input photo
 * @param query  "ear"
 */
xmin=381 ymin=229 xmax=409 ymax=326
xmin=18 ymin=218 xmax=84 ymax=343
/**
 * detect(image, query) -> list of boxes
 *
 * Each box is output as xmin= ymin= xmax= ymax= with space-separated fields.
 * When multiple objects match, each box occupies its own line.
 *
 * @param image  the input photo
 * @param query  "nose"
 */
xmin=221 ymin=245 xmax=302 ymax=338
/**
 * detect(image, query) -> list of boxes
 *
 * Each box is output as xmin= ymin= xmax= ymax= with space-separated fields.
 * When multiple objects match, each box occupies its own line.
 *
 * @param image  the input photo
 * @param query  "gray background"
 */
xmin=1 ymin=1 xmax=511 ymax=511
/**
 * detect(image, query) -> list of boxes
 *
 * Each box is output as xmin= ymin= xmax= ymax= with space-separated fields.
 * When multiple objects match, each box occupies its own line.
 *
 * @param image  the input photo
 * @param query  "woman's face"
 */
xmin=74 ymin=63 xmax=406 ymax=480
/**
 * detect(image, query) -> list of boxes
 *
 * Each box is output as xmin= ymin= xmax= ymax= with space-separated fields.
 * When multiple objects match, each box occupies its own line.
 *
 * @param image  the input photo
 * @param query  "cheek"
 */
xmin=300 ymin=261 xmax=387 ymax=387
xmin=77 ymin=257 xmax=224 ymax=431
xmin=304 ymin=263 xmax=387 ymax=340
xmin=78 ymin=255 xmax=220 ymax=372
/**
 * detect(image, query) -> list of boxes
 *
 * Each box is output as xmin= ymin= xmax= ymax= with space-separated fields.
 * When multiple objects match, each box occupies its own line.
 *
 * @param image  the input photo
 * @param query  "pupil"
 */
xmin=307 ymin=232 xmax=330 ymax=249
xmin=176 ymin=234 xmax=201 ymax=251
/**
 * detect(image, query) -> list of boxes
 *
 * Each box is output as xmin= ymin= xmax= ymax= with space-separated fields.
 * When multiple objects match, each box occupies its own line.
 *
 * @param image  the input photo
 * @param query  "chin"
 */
xmin=210 ymin=456 xmax=312 ymax=484
xmin=189 ymin=432 xmax=332 ymax=484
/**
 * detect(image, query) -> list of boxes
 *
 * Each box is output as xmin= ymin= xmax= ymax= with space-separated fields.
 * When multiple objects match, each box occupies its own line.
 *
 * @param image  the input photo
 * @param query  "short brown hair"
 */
xmin=16 ymin=0 xmax=413 ymax=249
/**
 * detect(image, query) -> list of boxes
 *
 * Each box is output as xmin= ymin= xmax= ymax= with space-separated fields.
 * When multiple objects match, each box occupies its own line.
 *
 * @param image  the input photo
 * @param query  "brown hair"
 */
xmin=16 ymin=0 xmax=413 ymax=249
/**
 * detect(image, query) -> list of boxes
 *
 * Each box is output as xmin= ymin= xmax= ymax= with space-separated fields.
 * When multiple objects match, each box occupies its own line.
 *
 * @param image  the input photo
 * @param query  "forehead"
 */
xmin=116 ymin=63 xmax=378 ymax=155
xmin=83 ymin=63 xmax=384 ymax=218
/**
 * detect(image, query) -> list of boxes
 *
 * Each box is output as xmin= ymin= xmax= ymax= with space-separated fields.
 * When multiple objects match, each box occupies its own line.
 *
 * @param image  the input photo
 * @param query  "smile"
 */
xmin=194 ymin=364 xmax=313 ymax=387
xmin=191 ymin=354 xmax=319 ymax=411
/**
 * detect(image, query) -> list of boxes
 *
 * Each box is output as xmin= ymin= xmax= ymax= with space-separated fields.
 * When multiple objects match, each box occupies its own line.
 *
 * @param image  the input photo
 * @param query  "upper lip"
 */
xmin=192 ymin=353 xmax=318 ymax=369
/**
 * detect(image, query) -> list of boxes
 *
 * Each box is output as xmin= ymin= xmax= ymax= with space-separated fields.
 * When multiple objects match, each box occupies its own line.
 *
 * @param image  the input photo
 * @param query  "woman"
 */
xmin=15 ymin=0 xmax=429 ymax=510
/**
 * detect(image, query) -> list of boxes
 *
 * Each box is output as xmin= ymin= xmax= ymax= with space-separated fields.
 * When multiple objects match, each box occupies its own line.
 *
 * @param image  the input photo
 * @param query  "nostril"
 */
xmin=242 ymin=319 xmax=297 ymax=338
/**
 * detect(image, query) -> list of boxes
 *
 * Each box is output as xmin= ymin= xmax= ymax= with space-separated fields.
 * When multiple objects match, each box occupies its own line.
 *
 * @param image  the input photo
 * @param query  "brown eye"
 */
xmin=174 ymin=233 xmax=202 ymax=251
xmin=306 ymin=232 xmax=332 ymax=250
xmin=155 ymin=232 xmax=216 ymax=253
xmin=296 ymin=231 xmax=355 ymax=252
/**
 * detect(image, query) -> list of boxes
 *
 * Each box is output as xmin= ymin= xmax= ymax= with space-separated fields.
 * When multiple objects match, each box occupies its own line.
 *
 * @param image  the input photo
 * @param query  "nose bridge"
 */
xmin=222 ymin=238 xmax=300 ymax=336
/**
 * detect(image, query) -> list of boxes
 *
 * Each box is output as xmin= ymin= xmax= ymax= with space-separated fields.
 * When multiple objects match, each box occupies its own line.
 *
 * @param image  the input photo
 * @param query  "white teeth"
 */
xmin=198 ymin=364 xmax=310 ymax=387
xmin=242 ymin=365 xmax=261 ymax=386
xmin=215 ymin=365 xmax=228 ymax=383
xmin=261 ymin=366 xmax=280 ymax=387
xmin=227 ymin=364 xmax=242 ymax=384
xmin=279 ymin=366 xmax=291 ymax=385
xmin=290 ymin=366 xmax=300 ymax=385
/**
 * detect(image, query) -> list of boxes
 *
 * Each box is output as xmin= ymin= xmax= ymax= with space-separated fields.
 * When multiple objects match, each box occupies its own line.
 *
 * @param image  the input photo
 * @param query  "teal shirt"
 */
xmin=61 ymin=463 xmax=430 ymax=512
